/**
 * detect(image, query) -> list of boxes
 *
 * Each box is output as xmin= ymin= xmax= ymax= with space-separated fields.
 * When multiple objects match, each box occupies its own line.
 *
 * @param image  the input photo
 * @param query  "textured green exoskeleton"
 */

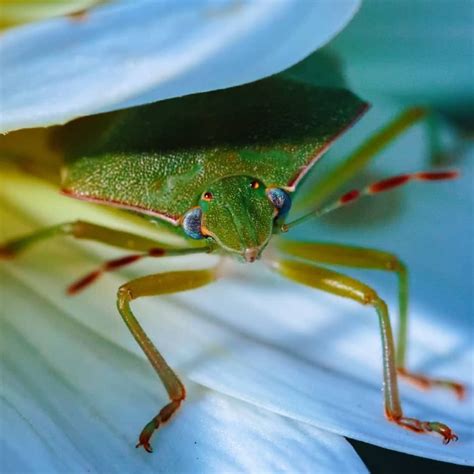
xmin=59 ymin=78 xmax=365 ymax=259
xmin=0 ymin=77 xmax=463 ymax=452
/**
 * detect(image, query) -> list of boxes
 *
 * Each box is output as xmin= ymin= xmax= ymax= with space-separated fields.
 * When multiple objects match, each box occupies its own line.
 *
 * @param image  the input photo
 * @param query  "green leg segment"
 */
xmin=270 ymin=257 xmax=458 ymax=444
xmin=278 ymin=239 xmax=409 ymax=365
xmin=117 ymin=268 xmax=218 ymax=452
xmin=277 ymin=240 xmax=464 ymax=399
xmin=300 ymin=107 xmax=427 ymax=209
xmin=2 ymin=220 xmax=218 ymax=452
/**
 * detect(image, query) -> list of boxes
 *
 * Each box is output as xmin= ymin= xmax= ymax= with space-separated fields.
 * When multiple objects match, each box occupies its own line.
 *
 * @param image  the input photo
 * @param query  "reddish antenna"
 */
xmin=282 ymin=170 xmax=459 ymax=232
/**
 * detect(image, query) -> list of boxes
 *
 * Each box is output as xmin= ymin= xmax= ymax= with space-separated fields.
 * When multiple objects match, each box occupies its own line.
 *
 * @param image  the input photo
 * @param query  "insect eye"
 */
xmin=250 ymin=180 xmax=260 ymax=190
xmin=182 ymin=207 xmax=204 ymax=240
xmin=202 ymin=191 xmax=213 ymax=201
xmin=266 ymin=188 xmax=291 ymax=217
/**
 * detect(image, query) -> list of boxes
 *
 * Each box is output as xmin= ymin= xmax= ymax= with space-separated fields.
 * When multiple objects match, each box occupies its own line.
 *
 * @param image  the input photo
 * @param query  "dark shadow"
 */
xmin=349 ymin=438 xmax=473 ymax=474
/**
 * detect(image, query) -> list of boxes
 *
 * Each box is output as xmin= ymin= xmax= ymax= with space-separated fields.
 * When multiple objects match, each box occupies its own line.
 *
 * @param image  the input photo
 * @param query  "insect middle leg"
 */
xmin=276 ymin=240 xmax=464 ymax=398
xmin=270 ymin=257 xmax=458 ymax=443
xmin=0 ymin=220 xmax=179 ymax=256
xmin=117 ymin=267 xmax=219 ymax=452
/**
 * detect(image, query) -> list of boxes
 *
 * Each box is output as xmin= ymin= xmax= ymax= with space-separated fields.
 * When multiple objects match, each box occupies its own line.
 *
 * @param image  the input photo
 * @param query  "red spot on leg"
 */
xmin=340 ymin=189 xmax=360 ymax=204
xmin=149 ymin=248 xmax=166 ymax=257
xmin=369 ymin=174 xmax=410 ymax=193
xmin=67 ymin=270 xmax=101 ymax=295
xmin=0 ymin=246 xmax=15 ymax=259
xmin=105 ymin=254 xmax=142 ymax=270
xmin=416 ymin=170 xmax=459 ymax=181
xmin=66 ymin=251 xmax=162 ymax=296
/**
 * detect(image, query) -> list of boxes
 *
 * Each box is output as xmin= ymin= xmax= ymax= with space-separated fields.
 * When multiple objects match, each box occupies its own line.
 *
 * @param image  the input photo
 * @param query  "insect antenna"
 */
xmin=67 ymin=247 xmax=208 ymax=294
xmin=67 ymin=252 xmax=158 ymax=295
xmin=281 ymin=170 xmax=459 ymax=232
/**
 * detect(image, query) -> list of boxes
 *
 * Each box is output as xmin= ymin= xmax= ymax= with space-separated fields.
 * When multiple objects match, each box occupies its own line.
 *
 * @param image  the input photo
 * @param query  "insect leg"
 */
xmin=276 ymin=240 xmax=465 ymax=399
xmin=270 ymin=257 xmax=458 ymax=444
xmin=0 ymin=220 xmax=178 ymax=257
xmin=300 ymin=107 xmax=427 ymax=209
xmin=117 ymin=268 xmax=218 ymax=453
xmin=1 ymin=220 xmax=211 ymax=293
xmin=67 ymin=247 xmax=210 ymax=295
xmin=283 ymin=170 xmax=457 ymax=231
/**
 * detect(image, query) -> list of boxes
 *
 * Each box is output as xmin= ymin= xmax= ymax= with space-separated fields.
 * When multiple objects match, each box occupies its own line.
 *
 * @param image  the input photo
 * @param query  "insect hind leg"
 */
xmin=270 ymin=257 xmax=458 ymax=444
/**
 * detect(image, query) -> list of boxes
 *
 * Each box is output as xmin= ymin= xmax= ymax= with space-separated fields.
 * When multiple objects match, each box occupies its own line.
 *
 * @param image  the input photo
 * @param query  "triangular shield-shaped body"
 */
xmin=59 ymin=77 xmax=368 ymax=224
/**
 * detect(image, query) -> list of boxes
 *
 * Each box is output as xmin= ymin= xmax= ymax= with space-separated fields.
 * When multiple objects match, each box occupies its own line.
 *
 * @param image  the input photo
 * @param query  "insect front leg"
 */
xmin=117 ymin=267 xmax=219 ymax=453
xmin=0 ymin=220 xmax=210 ymax=293
xmin=269 ymin=257 xmax=458 ymax=444
xmin=276 ymin=240 xmax=465 ymax=399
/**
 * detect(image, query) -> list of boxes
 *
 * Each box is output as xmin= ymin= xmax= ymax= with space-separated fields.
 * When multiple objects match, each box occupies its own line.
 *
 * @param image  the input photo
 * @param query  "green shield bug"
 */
xmin=0 ymin=77 xmax=463 ymax=452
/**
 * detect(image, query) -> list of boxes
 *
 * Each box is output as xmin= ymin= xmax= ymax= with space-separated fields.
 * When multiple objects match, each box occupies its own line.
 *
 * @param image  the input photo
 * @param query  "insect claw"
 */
xmin=442 ymin=437 xmax=454 ymax=445
xmin=389 ymin=415 xmax=458 ymax=444
xmin=426 ymin=422 xmax=459 ymax=444
xmin=136 ymin=441 xmax=153 ymax=453
xmin=136 ymin=417 xmax=161 ymax=454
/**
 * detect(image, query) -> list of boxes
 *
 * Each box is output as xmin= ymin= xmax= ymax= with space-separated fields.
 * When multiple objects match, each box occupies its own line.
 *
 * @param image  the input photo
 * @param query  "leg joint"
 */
xmin=68 ymin=220 xmax=88 ymax=237
xmin=364 ymin=291 xmax=389 ymax=315
xmin=117 ymin=285 xmax=133 ymax=303
xmin=385 ymin=255 xmax=407 ymax=274
xmin=171 ymin=390 xmax=186 ymax=403
xmin=362 ymin=288 xmax=379 ymax=306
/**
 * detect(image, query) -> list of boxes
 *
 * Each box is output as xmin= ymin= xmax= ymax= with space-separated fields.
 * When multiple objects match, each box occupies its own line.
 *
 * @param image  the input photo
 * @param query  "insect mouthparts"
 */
xmin=243 ymin=247 xmax=258 ymax=263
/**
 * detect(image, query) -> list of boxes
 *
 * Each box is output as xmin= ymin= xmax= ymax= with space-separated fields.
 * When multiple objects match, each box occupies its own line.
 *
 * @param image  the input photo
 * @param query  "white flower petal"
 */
xmin=0 ymin=0 xmax=359 ymax=133
xmin=0 ymin=269 xmax=367 ymax=474
xmin=1 ymin=107 xmax=472 ymax=467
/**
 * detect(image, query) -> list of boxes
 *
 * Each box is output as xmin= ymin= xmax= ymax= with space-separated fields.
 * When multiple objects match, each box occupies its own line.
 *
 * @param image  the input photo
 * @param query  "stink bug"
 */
xmin=0 ymin=77 xmax=463 ymax=452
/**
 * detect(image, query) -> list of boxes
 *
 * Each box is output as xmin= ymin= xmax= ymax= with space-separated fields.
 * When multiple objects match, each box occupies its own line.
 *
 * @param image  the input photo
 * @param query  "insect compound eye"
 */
xmin=266 ymin=188 xmax=291 ymax=217
xmin=250 ymin=180 xmax=260 ymax=190
xmin=182 ymin=207 xmax=204 ymax=240
xmin=202 ymin=191 xmax=213 ymax=202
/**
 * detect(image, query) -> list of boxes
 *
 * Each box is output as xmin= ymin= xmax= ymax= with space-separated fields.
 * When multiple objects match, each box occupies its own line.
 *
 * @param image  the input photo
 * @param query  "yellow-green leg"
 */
xmin=278 ymin=239 xmax=409 ymax=365
xmin=117 ymin=268 xmax=218 ymax=452
xmin=276 ymin=240 xmax=464 ymax=399
xmin=0 ymin=220 xmax=211 ymax=293
xmin=270 ymin=257 xmax=458 ymax=444
xmin=299 ymin=107 xmax=427 ymax=209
